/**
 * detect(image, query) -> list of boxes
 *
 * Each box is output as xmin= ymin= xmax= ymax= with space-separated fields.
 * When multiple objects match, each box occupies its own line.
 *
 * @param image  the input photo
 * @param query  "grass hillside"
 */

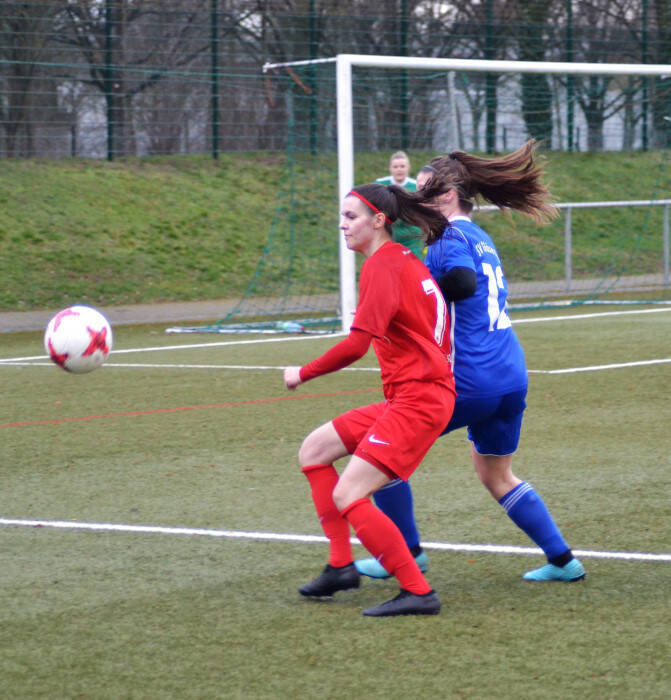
xmin=0 ymin=149 xmax=669 ymax=311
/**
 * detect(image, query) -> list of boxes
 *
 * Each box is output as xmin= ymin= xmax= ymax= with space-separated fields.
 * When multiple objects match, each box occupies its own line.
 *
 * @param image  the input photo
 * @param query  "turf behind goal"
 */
xmin=167 ymin=54 xmax=671 ymax=335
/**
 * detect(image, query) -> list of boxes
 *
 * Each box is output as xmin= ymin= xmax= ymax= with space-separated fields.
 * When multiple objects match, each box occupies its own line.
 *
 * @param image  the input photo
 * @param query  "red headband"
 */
xmin=348 ymin=190 xmax=393 ymax=226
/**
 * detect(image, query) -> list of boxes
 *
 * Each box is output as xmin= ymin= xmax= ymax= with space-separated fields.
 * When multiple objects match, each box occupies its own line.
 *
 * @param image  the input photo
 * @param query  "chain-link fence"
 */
xmin=1 ymin=1 xmax=670 ymax=159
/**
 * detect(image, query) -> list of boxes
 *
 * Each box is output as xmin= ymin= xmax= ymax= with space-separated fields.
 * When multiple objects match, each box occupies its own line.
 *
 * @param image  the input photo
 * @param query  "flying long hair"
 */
xmin=422 ymin=139 xmax=558 ymax=225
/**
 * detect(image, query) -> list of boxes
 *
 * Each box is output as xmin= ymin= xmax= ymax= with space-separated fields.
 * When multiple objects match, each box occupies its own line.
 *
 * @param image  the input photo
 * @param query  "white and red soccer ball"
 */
xmin=44 ymin=305 xmax=113 ymax=374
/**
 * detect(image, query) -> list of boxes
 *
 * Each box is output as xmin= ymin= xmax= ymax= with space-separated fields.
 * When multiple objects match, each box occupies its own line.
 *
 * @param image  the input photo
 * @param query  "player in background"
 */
xmin=283 ymin=183 xmax=456 ymax=617
xmin=376 ymin=151 xmax=424 ymax=259
xmin=356 ymin=140 xmax=586 ymax=583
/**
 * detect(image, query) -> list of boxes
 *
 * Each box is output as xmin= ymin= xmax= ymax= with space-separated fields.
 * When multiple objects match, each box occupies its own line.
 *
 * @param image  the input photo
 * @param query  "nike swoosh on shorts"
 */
xmin=368 ymin=435 xmax=390 ymax=445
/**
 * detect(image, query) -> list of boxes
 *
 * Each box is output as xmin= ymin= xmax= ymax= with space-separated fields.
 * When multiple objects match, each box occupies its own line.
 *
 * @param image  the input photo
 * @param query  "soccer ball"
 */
xmin=44 ymin=305 xmax=113 ymax=374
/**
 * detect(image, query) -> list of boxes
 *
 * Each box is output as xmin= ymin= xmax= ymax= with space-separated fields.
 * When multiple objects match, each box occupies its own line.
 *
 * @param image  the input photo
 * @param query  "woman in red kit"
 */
xmin=283 ymin=183 xmax=456 ymax=617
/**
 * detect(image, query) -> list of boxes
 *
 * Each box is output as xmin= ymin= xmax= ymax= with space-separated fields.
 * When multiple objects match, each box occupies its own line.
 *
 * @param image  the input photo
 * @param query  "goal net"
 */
xmin=167 ymin=54 xmax=671 ymax=335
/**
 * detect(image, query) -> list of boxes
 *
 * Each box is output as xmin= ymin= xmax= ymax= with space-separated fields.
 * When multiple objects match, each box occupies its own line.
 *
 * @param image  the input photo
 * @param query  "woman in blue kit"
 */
xmin=356 ymin=140 xmax=586 ymax=583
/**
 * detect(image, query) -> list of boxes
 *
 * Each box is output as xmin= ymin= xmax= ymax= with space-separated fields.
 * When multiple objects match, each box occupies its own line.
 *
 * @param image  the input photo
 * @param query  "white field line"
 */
xmin=2 ymin=358 xmax=671 ymax=374
xmin=529 ymin=358 xmax=671 ymax=374
xmin=512 ymin=306 xmax=671 ymax=324
xmin=0 ymin=331 xmax=346 ymax=363
xmin=0 ymin=361 xmax=379 ymax=371
xmin=2 ymin=307 xmax=671 ymax=373
xmin=1 ymin=517 xmax=668 ymax=562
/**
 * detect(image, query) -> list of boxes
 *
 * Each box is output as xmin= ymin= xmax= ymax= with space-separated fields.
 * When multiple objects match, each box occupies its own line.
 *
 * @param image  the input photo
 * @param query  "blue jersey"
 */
xmin=424 ymin=216 xmax=528 ymax=398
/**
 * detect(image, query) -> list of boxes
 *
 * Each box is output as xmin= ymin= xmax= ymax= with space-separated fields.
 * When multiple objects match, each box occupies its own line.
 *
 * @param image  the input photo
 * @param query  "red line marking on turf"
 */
xmin=0 ymin=387 xmax=381 ymax=429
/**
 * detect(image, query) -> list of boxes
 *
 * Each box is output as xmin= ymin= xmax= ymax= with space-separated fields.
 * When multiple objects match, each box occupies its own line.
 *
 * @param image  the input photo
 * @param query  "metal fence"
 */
xmin=477 ymin=199 xmax=671 ymax=299
xmin=1 ymin=1 xmax=670 ymax=159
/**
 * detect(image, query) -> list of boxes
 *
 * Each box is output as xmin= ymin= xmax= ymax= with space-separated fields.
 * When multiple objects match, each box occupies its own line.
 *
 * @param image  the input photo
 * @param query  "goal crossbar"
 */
xmin=264 ymin=54 xmax=671 ymax=77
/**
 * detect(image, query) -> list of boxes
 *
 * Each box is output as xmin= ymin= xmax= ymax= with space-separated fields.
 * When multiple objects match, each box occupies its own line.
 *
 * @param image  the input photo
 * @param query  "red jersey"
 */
xmin=351 ymin=241 xmax=453 ymax=395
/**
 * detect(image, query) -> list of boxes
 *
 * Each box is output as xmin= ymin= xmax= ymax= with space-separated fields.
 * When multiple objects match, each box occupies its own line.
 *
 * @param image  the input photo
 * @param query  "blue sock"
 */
xmin=373 ymin=478 xmax=421 ymax=550
xmin=499 ymin=482 xmax=570 ymax=562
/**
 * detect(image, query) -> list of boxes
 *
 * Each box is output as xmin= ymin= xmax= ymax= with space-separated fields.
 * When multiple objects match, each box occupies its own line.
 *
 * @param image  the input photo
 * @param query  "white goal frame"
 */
xmin=264 ymin=54 xmax=671 ymax=331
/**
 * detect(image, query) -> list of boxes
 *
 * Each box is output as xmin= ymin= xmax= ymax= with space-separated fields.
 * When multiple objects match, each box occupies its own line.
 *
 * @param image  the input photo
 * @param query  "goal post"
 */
xmin=336 ymin=56 xmax=357 ymax=333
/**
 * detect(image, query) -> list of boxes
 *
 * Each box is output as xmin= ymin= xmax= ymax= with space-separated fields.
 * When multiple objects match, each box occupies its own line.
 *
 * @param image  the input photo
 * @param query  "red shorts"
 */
xmin=332 ymin=380 xmax=455 ymax=481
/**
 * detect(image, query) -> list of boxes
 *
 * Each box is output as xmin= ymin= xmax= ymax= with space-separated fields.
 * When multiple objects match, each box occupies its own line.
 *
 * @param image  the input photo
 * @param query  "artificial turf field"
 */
xmin=1 ymin=305 xmax=670 ymax=699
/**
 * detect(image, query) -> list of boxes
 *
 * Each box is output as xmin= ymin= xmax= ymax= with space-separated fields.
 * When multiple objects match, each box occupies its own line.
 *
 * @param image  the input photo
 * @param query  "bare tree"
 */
xmin=509 ymin=0 xmax=559 ymax=146
xmin=52 ymin=0 xmax=211 ymax=158
xmin=443 ymin=0 xmax=513 ymax=151
xmin=650 ymin=0 xmax=671 ymax=147
xmin=0 ymin=2 xmax=59 ymax=157
xmin=585 ymin=0 xmax=669 ymax=149
xmin=1 ymin=0 xmax=664 ymax=158
xmin=568 ymin=1 xmax=638 ymax=150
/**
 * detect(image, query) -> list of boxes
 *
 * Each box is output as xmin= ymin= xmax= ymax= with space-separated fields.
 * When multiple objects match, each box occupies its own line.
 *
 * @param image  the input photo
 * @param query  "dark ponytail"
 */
xmin=349 ymin=183 xmax=447 ymax=245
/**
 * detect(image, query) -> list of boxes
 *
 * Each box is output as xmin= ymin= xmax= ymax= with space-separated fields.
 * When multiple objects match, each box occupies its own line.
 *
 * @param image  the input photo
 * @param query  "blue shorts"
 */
xmin=441 ymin=388 xmax=527 ymax=456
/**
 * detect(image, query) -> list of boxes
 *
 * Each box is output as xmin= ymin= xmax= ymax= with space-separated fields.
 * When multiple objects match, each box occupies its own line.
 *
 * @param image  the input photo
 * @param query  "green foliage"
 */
xmin=1 ymin=309 xmax=670 ymax=697
xmin=0 ymin=156 xmax=278 ymax=310
xmin=0 ymin=150 xmax=669 ymax=311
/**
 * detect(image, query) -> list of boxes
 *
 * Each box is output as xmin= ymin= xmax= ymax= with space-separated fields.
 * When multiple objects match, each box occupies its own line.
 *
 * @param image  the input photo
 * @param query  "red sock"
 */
xmin=302 ymin=464 xmax=352 ymax=567
xmin=341 ymin=498 xmax=431 ymax=595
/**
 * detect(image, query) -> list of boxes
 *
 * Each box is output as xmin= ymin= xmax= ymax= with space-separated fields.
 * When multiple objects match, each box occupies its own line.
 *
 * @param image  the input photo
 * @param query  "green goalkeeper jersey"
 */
xmin=374 ymin=175 xmax=424 ymax=259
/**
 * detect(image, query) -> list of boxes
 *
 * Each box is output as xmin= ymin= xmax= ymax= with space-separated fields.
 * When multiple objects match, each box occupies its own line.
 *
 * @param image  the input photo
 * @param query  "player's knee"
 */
xmin=332 ymin=481 xmax=352 ymax=511
xmin=476 ymin=470 xmax=498 ymax=494
xmin=297 ymin=438 xmax=315 ymax=467
xmin=297 ymin=421 xmax=347 ymax=467
xmin=474 ymin=460 xmax=519 ymax=499
xmin=473 ymin=461 xmax=491 ymax=485
xmin=297 ymin=432 xmax=328 ymax=467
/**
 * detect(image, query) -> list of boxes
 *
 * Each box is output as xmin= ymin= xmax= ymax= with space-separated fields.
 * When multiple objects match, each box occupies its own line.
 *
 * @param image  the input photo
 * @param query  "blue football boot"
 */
xmin=523 ymin=557 xmax=586 ymax=582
